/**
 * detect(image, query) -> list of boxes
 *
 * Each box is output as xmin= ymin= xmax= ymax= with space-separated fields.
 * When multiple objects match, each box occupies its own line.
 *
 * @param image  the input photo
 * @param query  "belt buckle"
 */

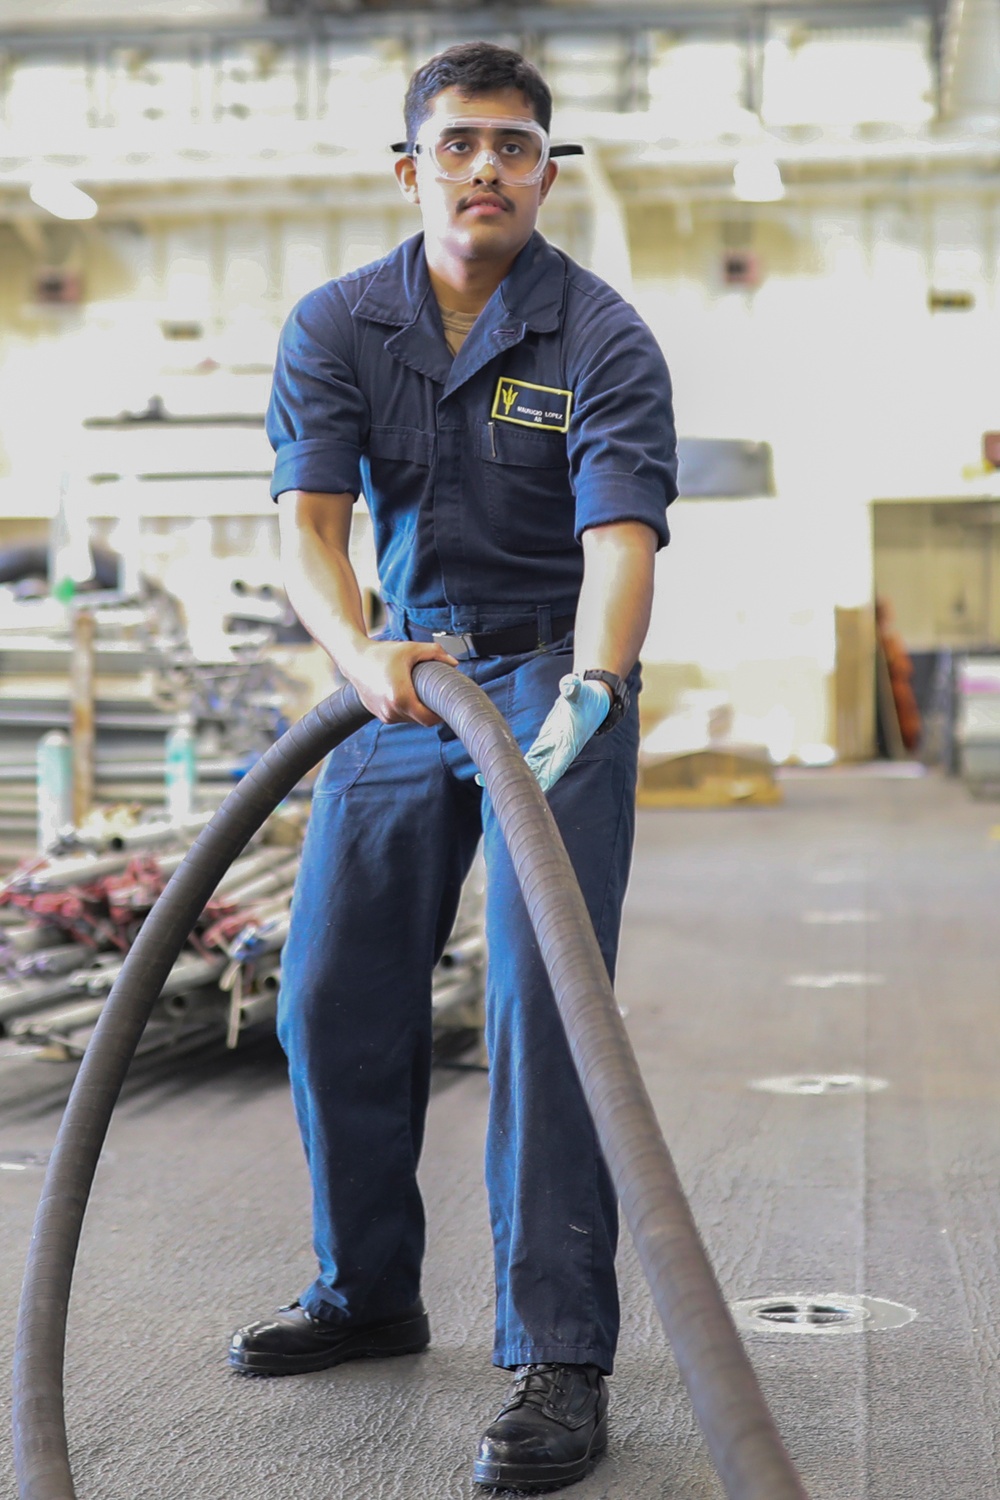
xmin=433 ymin=629 xmax=476 ymax=661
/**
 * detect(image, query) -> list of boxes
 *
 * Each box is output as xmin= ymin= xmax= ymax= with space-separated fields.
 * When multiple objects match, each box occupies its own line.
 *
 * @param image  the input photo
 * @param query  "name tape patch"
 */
xmin=492 ymin=378 xmax=572 ymax=433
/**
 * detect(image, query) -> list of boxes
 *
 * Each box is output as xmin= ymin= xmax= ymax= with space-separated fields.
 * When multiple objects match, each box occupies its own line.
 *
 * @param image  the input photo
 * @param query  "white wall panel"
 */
xmin=0 ymin=0 xmax=262 ymax=19
xmin=106 ymin=53 xmax=200 ymax=131
xmin=280 ymin=222 xmax=331 ymax=304
xmin=2 ymin=58 xmax=92 ymax=144
xmin=630 ymin=195 xmax=1000 ymax=749
xmin=320 ymin=44 xmax=407 ymax=148
xmin=162 ymin=224 xmax=215 ymax=322
xmin=336 ymin=215 xmax=393 ymax=278
xmin=646 ymin=39 xmax=749 ymax=141
xmin=220 ymin=220 xmax=273 ymax=309
xmin=762 ymin=25 xmax=935 ymax=128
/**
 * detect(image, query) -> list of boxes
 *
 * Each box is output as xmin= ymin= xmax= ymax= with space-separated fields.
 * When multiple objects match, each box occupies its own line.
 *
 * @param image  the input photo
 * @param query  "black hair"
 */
xmin=403 ymin=41 xmax=552 ymax=142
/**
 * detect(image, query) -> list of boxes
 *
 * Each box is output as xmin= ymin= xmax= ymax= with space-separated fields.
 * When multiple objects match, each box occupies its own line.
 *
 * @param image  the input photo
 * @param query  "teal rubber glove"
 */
xmin=523 ymin=673 xmax=611 ymax=794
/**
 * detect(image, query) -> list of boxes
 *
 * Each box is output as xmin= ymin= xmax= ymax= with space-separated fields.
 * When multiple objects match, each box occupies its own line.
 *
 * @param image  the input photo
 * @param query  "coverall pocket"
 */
xmin=367 ymin=426 xmax=433 ymax=501
xmin=312 ymin=719 xmax=381 ymax=797
xmin=478 ymin=422 xmax=575 ymax=555
xmin=368 ymin=426 xmax=434 ymax=464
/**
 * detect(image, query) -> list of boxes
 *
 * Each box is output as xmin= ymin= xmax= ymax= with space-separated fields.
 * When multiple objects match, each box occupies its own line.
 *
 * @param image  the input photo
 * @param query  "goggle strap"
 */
xmin=390 ymin=141 xmax=585 ymax=158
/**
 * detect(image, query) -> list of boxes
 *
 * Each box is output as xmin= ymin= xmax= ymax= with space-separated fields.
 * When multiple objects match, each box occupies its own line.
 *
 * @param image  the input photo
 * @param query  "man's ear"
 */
xmin=538 ymin=160 xmax=558 ymax=206
xmin=394 ymin=155 xmax=420 ymax=205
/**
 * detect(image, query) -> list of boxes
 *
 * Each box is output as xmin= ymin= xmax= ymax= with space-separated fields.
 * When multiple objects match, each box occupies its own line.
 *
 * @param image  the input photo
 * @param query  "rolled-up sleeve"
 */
xmin=566 ymin=296 xmax=678 ymax=549
xmin=266 ymin=285 xmax=370 ymax=501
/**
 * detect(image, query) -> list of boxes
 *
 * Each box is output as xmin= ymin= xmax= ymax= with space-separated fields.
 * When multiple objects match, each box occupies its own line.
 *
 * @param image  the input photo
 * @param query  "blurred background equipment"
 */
xmin=0 ymin=0 xmax=996 ymax=773
xmin=0 ymin=821 xmax=484 ymax=1061
xmin=0 ymin=532 xmax=486 ymax=1061
xmin=955 ymin=657 xmax=1000 ymax=796
xmin=0 ymin=544 xmax=300 ymax=866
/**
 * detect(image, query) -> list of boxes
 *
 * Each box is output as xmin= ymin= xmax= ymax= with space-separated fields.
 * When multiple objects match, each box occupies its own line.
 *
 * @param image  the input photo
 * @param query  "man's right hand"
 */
xmin=339 ymin=638 xmax=459 ymax=726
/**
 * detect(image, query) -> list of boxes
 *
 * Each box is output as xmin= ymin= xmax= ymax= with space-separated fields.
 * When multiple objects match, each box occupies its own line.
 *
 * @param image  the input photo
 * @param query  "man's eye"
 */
xmin=499 ymin=142 xmax=527 ymax=157
xmin=441 ymin=139 xmax=472 ymax=156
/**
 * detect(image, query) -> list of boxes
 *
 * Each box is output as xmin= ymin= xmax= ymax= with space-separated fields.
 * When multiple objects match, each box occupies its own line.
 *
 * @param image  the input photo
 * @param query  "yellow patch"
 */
xmin=491 ymin=377 xmax=572 ymax=433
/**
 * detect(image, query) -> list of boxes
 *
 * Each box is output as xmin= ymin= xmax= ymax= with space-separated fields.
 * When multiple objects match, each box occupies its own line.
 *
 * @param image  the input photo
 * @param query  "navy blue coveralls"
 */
xmin=267 ymin=229 xmax=677 ymax=1375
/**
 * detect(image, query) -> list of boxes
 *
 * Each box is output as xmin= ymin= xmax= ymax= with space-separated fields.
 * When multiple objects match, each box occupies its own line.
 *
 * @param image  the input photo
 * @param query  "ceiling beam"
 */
xmin=0 ymin=2 xmax=936 ymax=55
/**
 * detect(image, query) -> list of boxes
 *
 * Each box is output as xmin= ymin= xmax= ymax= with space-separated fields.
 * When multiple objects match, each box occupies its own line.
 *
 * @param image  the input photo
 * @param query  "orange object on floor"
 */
xmin=875 ymin=598 xmax=922 ymax=750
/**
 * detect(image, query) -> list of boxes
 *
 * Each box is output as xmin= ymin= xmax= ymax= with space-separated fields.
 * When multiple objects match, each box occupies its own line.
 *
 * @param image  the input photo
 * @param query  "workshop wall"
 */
xmin=0 ymin=0 xmax=262 ymax=21
xmin=1 ymin=195 xmax=995 ymax=500
xmin=0 ymin=183 xmax=996 ymax=756
xmin=626 ymin=196 xmax=1000 ymax=751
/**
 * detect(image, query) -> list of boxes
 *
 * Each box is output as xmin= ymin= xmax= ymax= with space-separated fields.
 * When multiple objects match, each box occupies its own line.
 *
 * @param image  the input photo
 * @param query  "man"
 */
xmin=229 ymin=41 xmax=677 ymax=1494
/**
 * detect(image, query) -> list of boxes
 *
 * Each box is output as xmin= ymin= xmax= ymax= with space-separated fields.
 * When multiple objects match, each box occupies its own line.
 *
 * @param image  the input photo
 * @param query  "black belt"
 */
xmin=405 ymin=614 xmax=575 ymax=660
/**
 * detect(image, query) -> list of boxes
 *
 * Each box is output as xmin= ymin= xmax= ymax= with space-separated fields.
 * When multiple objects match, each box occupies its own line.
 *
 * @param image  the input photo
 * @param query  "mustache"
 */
xmin=458 ymin=188 xmax=514 ymax=212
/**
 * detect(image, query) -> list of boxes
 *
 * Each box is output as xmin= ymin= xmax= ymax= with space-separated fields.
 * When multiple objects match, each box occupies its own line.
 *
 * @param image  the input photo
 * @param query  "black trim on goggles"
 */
xmin=391 ymin=141 xmax=585 ymax=158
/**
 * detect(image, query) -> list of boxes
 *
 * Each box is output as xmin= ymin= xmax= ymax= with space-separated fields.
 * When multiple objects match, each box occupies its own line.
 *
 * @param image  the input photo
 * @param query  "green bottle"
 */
xmin=37 ymin=730 xmax=73 ymax=852
xmin=164 ymin=715 xmax=198 ymax=822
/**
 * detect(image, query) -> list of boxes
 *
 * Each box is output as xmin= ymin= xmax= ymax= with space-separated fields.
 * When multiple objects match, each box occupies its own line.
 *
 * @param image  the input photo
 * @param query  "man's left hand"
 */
xmin=523 ymin=674 xmax=611 ymax=794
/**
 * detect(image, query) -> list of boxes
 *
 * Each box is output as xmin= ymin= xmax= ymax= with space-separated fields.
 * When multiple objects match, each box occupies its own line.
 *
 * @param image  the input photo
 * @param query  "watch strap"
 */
xmin=582 ymin=669 xmax=630 ymax=734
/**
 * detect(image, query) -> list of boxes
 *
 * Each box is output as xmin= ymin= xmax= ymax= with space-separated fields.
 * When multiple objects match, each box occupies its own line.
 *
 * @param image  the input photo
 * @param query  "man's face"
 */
xmin=395 ymin=86 xmax=558 ymax=265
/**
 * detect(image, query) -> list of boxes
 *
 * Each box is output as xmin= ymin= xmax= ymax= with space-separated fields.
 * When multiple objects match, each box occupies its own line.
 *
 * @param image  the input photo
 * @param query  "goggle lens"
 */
xmin=431 ymin=127 xmax=544 ymax=182
xmin=414 ymin=117 xmax=549 ymax=185
xmin=391 ymin=121 xmax=583 ymax=177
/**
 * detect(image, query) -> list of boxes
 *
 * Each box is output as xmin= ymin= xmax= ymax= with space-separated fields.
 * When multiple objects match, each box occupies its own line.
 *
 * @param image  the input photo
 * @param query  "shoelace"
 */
xmin=505 ymin=1363 xmax=567 ymax=1412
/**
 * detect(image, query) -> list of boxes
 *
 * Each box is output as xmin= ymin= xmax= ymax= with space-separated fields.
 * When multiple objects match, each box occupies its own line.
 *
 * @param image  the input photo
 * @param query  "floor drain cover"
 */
xmin=732 ymin=1294 xmax=917 ymax=1335
xmin=0 ymin=1150 xmax=51 ymax=1173
xmin=751 ymin=1073 xmax=889 ymax=1096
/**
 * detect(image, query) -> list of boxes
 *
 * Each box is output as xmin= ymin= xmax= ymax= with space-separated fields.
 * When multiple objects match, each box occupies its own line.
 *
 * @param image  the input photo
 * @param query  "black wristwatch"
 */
xmin=583 ymin=670 xmax=630 ymax=735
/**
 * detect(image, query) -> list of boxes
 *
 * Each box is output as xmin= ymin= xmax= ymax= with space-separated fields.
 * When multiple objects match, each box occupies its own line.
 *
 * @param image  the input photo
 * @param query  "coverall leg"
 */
xmin=277 ymin=705 xmax=481 ymax=1326
xmin=277 ymin=645 xmax=639 ymax=1376
xmin=479 ymin=646 xmax=638 ymax=1376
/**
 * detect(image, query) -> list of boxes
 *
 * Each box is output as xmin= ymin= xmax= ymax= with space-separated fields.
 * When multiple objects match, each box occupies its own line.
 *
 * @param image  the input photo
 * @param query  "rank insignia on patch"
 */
xmin=491 ymin=378 xmax=573 ymax=433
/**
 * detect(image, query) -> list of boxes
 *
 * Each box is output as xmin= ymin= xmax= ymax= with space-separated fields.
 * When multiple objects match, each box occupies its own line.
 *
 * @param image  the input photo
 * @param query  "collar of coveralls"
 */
xmin=353 ymin=229 xmax=567 ymax=338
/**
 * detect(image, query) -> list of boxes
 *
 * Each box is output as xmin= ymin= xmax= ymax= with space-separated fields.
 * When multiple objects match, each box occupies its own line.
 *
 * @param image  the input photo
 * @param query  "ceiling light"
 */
xmin=29 ymin=171 xmax=98 ymax=221
xmin=733 ymin=153 xmax=785 ymax=202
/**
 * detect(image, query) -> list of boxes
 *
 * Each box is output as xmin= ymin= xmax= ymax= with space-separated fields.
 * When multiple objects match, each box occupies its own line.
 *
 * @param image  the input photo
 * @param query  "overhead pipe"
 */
xmin=13 ymin=669 xmax=807 ymax=1500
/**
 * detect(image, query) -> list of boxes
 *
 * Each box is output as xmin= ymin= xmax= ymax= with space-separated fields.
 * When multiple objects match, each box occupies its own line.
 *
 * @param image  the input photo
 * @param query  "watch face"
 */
xmin=608 ymin=690 xmax=628 ymax=726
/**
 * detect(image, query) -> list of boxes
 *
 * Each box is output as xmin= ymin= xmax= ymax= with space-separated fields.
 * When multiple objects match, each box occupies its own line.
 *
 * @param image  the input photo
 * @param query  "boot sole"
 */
xmin=472 ymin=1416 xmax=608 ymax=1492
xmin=228 ymin=1310 xmax=430 ymax=1376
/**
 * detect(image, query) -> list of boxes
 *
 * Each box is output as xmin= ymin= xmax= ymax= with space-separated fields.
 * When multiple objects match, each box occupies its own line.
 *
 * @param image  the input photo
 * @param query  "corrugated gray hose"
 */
xmin=13 ymin=664 xmax=808 ymax=1500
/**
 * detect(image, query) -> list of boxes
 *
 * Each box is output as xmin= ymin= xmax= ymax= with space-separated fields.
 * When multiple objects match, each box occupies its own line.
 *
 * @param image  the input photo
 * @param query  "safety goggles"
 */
xmin=391 ymin=116 xmax=583 ymax=187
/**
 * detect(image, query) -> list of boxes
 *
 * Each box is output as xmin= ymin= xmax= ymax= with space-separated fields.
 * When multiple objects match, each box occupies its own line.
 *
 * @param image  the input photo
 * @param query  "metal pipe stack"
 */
xmin=0 ymin=821 xmax=486 ymax=1063
xmin=0 ymin=586 xmax=485 ymax=1064
xmin=0 ymin=820 xmax=299 ymax=1056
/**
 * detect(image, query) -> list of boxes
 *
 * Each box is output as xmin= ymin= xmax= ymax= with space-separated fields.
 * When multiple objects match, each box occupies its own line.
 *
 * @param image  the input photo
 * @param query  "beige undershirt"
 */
xmin=438 ymin=304 xmax=479 ymax=356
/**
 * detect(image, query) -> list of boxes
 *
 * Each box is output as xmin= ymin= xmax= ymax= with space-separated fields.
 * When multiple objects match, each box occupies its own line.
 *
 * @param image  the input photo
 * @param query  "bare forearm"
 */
xmin=277 ymin=489 xmax=456 ymax=726
xmin=278 ymin=490 xmax=371 ymax=672
xmin=286 ymin=541 xmax=371 ymax=671
xmin=573 ymin=521 xmax=657 ymax=678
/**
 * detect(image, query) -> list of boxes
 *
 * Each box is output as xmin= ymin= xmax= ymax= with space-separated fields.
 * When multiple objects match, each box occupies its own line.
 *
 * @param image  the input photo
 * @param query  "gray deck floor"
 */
xmin=3 ymin=768 xmax=1000 ymax=1499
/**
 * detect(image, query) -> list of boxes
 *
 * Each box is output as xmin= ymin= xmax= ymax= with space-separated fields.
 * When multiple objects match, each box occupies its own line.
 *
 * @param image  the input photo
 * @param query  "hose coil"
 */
xmin=13 ymin=665 xmax=807 ymax=1499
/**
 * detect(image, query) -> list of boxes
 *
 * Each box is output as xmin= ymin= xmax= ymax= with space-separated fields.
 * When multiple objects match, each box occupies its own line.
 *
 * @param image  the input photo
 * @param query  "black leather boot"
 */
xmin=473 ymin=1362 xmax=608 ymax=1492
xmin=228 ymin=1298 xmax=429 ymax=1375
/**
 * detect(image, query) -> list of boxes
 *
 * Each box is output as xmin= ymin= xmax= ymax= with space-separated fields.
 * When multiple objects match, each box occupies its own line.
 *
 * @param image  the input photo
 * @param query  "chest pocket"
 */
xmin=478 ymin=421 xmax=575 ymax=555
xmin=366 ymin=426 xmax=434 ymax=502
